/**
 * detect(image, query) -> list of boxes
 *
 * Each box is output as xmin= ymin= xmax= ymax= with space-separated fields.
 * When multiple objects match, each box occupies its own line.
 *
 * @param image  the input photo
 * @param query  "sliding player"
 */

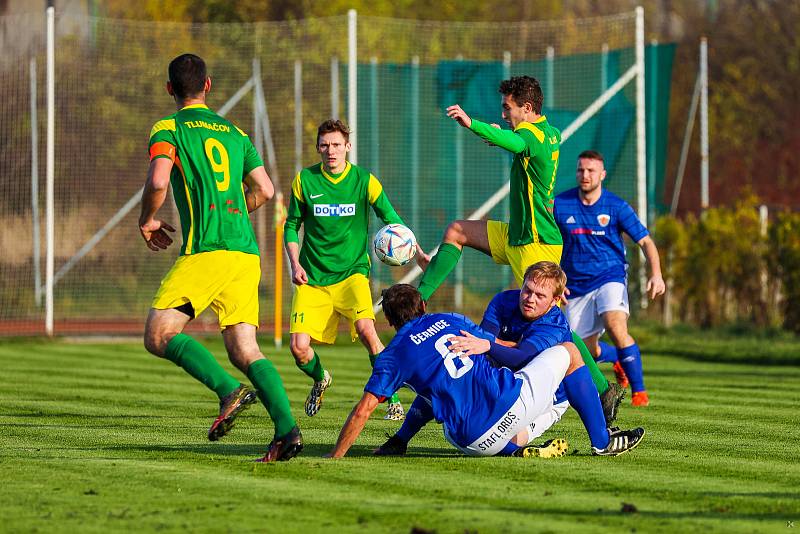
xmin=328 ymin=282 xmax=644 ymax=458
xmin=376 ymin=262 xmax=630 ymax=457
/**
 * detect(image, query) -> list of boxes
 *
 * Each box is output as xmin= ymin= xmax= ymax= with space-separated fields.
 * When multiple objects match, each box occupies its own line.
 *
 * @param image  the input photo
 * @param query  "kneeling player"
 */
xmin=327 ymin=284 xmax=644 ymax=458
xmin=378 ymin=262 xmax=634 ymax=458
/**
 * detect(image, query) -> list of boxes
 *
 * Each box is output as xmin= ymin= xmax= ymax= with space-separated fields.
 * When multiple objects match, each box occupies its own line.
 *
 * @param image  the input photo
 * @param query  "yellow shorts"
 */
xmin=289 ymin=273 xmax=375 ymax=344
xmin=487 ymin=220 xmax=563 ymax=286
xmin=152 ymin=250 xmax=260 ymax=329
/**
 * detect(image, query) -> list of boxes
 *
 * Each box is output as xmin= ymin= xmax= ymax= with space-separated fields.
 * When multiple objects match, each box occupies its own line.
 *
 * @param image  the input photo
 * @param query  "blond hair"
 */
xmin=523 ymin=261 xmax=567 ymax=297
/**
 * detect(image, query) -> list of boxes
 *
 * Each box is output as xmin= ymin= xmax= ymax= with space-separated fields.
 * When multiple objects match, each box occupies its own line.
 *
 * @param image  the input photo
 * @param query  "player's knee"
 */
xmin=143 ymin=326 xmax=173 ymax=357
xmin=289 ymin=337 xmax=312 ymax=363
xmin=355 ymin=322 xmax=378 ymax=345
xmin=606 ymin=323 xmax=633 ymax=346
xmin=230 ymin=349 xmax=263 ymax=373
xmin=562 ymin=341 xmax=584 ymax=374
xmin=443 ymin=221 xmax=467 ymax=245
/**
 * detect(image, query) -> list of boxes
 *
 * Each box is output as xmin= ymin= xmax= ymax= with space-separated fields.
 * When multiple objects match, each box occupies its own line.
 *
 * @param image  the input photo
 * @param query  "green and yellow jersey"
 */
xmin=148 ymin=104 xmax=263 ymax=256
xmin=470 ymin=116 xmax=562 ymax=246
xmin=284 ymin=162 xmax=404 ymax=287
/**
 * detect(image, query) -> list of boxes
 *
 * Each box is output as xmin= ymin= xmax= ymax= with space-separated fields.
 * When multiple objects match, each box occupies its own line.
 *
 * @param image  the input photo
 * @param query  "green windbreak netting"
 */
xmin=0 ymin=10 xmax=674 ymax=332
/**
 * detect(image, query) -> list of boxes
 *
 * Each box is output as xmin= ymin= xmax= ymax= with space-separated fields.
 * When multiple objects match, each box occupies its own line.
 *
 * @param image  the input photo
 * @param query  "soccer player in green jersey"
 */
xmin=418 ymin=76 xmax=563 ymax=301
xmin=284 ymin=119 xmax=425 ymax=421
xmin=140 ymin=53 xmax=301 ymax=462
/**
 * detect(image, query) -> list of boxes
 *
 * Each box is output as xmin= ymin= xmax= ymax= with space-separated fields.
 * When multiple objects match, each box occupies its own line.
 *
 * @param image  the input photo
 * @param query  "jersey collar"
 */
xmin=320 ymin=161 xmax=352 ymax=184
xmin=180 ymin=104 xmax=209 ymax=111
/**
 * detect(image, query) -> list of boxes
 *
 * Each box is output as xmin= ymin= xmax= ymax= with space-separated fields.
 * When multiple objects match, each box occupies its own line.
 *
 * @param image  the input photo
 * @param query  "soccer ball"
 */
xmin=373 ymin=224 xmax=417 ymax=266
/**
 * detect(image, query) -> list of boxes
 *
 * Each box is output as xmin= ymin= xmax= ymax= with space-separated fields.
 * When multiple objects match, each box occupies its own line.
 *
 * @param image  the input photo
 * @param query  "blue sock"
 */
xmin=396 ymin=396 xmax=434 ymax=443
xmin=499 ymin=441 xmax=520 ymax=456
xmin=619 ymin=343 xmax=646 ymax=392
xmin=596 ymin=341 xmax=619 ymax=363
xmin=563 ymin=366 xmax=610 ymax=449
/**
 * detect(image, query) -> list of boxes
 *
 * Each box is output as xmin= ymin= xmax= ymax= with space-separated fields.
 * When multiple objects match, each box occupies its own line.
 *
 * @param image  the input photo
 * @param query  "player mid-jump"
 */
xmin=418 ymin=76 xmax=562 ymax=300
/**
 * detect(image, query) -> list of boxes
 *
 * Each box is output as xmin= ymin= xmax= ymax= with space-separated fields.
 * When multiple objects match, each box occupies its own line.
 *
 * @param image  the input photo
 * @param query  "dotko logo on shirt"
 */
xmin=313 ymin=203 xmax=356 ymax=217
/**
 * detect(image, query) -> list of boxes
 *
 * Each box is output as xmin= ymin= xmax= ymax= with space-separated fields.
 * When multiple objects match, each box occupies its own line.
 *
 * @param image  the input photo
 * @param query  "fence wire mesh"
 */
xmin=0 ymin=10 xmax=639 ymax=334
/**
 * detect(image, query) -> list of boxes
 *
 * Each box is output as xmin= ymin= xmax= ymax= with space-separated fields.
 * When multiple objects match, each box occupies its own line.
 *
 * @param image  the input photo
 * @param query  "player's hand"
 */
xmin=290 ymin=263 xmax=308 ymax=285
xmin=448 ymin=330 xmax=490 ymax=356
xmin=140 ymin=220 xmax=175 ymax=251
xmin=647 ymin=275 xmax=666 ymax=300
xmin=415 ymin=244 xmax=431 ymax=271
xmin=446 ymin=105 xmax=472 ymax=128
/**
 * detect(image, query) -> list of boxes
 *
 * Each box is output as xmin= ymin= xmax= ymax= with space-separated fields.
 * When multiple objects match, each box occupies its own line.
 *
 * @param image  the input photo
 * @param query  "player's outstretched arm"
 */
xmin=446 ymin=104 xmax=472 ymax=128
xmin=328 ymin=392 xmax=380 ymax=458
xmin=243 ymin=165 xmax=274 ymax=213
xmin=638 ymin=235 xmax=666 ymax=299
xmin=139 ymin=157 xmax=175 ymax=251
xmin=468 ymin=119 xmax=527 ymax=154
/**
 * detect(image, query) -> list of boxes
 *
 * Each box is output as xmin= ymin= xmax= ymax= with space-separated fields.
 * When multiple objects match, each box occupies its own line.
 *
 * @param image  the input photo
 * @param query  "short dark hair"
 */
xmin=578 ymin=150 xmax=604 ymax=163
xmin=168 ymin=54 xmax=207 ymax=100
xmin=499 ymin=76 xmax=544 ymax=114
xmin=381 ymin=284 xmax=425 ymax=329
xmin=317 ymin=119 xmax=351 ymax=144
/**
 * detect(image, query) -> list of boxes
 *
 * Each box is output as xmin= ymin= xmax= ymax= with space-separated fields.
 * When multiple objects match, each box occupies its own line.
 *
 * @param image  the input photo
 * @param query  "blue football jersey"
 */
xmin=480 ymin=290 xmax=571 ymax=404
xmin=481 ymin=290 xmax=572 ymax=364
xmin=365 ymin=313 xmax=523 ymax=447
xmin=554 ymin=187 xmax=649 ymax=296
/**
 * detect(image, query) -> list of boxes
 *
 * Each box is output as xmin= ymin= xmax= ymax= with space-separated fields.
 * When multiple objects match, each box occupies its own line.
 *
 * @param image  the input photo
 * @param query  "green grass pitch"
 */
xmin=1 ymin=330 xmax=799 ymax=533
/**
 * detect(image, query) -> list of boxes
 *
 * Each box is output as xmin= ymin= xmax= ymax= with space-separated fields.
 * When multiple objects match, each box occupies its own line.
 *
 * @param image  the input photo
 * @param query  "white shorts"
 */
xmin=565 ymin=281 xmax=629 ymax=339
xmin=443 ymin=345 xmax=570 ymax=457
xmin=526 ymin=400 xmax=570 ymax=442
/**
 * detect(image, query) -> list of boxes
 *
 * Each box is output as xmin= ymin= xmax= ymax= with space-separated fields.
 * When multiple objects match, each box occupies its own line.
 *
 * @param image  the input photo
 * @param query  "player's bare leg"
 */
xmin=603 ymin=311 xmax=634 ymax=348
xmin=356 ymin=318 xmax=405 ymax=420
xmin=603 ymin=310 xmax=648 ymax=405
xmin=291 ymin=332 xmax=331 ymax=416
xmin=582 ymin=332 xmax=602 ymax=360
xmin=143 ymin=307 xmax=191 ymax=357
xmin=354 ymin=318 xmax=383 ymax=356
xmin=418 ymin=220 xmax=492 ymax=301
xmin=440 ymin=219 xmax=493 ymax=254
xmin=144 ymin=307 xmax=250 ymax=440
xmin=223 ymin=323 xmax=300 ymax=458
xmin=289 ymin=332 xmax=315 ymax=365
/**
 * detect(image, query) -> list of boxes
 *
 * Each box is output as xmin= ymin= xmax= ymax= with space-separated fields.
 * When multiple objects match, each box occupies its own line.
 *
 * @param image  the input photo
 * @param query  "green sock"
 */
xmin=572 ymin=331 xmax=609 ymax=394
xmin=369 ymin=354 xmax=401 ymax=404
xmin=247 ymin=359 xmax=297 ymax=437
xmin=164 ymin=333 xmax=239 ymax=398
xmin=296 ymin=351 xmax=325 ymax=382
xmin=418 ymin=243 xmax=462 ymax=301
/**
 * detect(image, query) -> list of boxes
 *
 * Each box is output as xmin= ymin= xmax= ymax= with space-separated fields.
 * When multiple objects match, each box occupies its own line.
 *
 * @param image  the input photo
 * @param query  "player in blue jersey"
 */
xmin=328 ymin=280 xmax=645 ymax=458
xmin=375 ymin=262 xmax=635 ymax=457
xmin=554 ymin=150 xmax=665 ymax=407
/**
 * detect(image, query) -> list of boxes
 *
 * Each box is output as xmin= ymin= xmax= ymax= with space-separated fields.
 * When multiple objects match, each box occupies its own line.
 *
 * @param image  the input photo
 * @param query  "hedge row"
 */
xmin=651 ymin=198 xmax=800 ymax=333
